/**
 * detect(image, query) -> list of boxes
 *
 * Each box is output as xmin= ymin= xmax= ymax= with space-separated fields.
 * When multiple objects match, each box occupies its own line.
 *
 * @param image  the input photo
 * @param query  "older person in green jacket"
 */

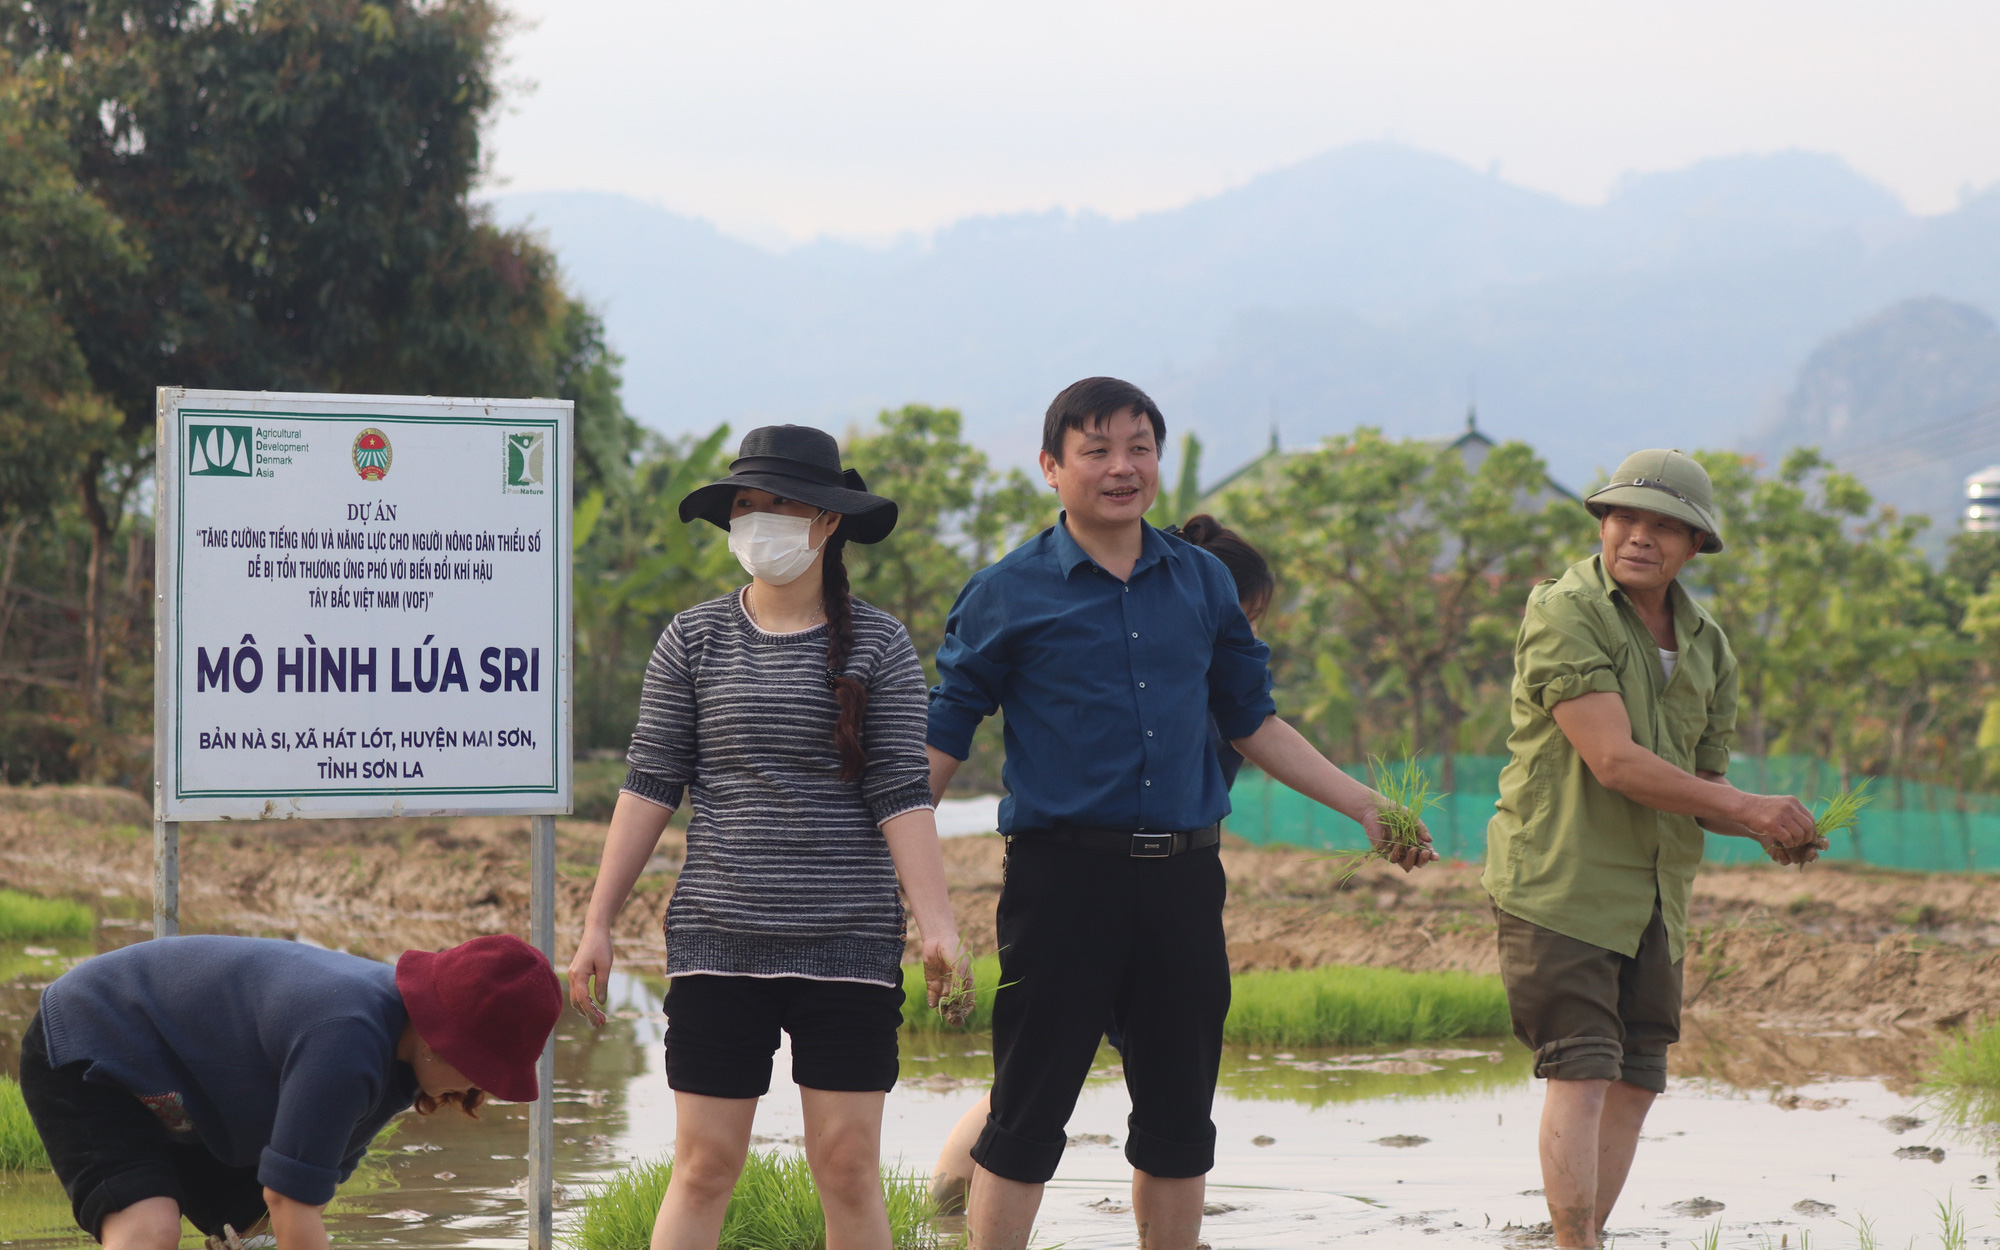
xmin=1483 ymin=449 xmax=1820 ymax=1250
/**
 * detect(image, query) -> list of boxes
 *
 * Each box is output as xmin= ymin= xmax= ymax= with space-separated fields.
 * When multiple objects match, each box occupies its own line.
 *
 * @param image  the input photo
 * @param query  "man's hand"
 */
xmin=1761 ymin=834 xmax=1827 ymax=867
xmin=1358 ymin=803 xmax=1439 ymax=872
xmin=1730 ymin=791 xmax=1819 ymax=849
xmin=566 ymin=926 xmax=613 ymax=1028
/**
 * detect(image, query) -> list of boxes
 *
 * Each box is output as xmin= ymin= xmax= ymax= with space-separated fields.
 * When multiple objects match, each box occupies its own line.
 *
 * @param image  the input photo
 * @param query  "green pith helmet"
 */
xmin=1584 ymin=449 xmax=1723 ymax=554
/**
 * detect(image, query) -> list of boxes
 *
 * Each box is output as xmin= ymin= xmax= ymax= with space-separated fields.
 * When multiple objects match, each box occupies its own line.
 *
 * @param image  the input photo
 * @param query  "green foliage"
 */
xmin=0 ymin=890 xmax=92 ymax=940
xmin=568 ymin=1151 xmax=941 ymax=1250
xmin=1223 ymin=964 xmax=1510 ymax=1047
xmin=1218 ymin=428 xmax=1591 ymax=764
xmin=0 ymin=1076 xmax=50 ymax=1171
xmin=1812 ymin=783 xmax=1873 ymax=839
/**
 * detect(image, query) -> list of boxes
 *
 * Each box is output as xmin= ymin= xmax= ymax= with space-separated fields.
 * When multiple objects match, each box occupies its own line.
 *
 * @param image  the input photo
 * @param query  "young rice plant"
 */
xmin=1325 ymin=757 xmax=1443 ymax=886
xmin=0 ymin=890 xmax=92 ymax=941
xmin=1812 ymin=783 xmax=1872 ymax=842
xmin=0 ymin=1077 xmax=50 ymax=1171
xmin=1224 ymin=965 xmax=1509 ymax=1048
xmin=567 ymin=1151 xmax=940 ymax=1250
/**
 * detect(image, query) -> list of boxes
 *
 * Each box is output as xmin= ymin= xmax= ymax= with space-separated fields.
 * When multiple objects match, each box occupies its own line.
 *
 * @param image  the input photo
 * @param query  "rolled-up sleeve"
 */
xmin=926 ymin=579 xmax=1007 ymax=761
xmin=1517 ymin=596 xmax=1621 ymax=712
xmin=1695 ymin=645 xmax=1739 ymax=774
xmin=259 ymin=1024 xmax=392 ymax=1205
xmin=1208 ymin=598 xmax=1276 ymax=741
xmin=862 ymin=623 xmax=939 ymax=823
xmin=624 ymin=615 xmax=699 ymax=810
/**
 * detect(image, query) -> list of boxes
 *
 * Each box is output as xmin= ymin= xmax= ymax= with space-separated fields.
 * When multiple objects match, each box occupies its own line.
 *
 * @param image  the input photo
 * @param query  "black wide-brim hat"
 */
xmin=678 ymin=425 xmax=898 ymax=544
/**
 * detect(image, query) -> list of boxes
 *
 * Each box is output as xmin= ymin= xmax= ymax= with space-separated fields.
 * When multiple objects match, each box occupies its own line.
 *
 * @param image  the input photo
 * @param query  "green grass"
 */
xmin=0 ymin=1078 xmax=50 ymax=1171
xmin=1225 ymin=964 xmax=1509 ymax=1048
xmin=0 ymin=890 xmax=92 ymax=941
xmin=567 ymin=1150 xmax=941 ymax=1250
xmin=905 ymin=958 xmax=1508 ymax=1048
xmin=1923 ymin=1017 xmax=2000 ymax=1124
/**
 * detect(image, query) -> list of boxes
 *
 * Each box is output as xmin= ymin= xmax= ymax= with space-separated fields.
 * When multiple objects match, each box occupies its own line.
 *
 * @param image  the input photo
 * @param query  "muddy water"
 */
xmin=0 ymin=942 xmax=1982 ymax=1249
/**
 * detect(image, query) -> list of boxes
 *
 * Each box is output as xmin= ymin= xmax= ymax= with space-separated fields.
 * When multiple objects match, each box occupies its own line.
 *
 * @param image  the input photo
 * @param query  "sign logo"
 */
xmin=188 ymin=425 xmax=253 ymax=477
xmin=504 ymin=431 xmax=546 ymax=494
xmin=352 ymin=428 xmax=393 ymax=481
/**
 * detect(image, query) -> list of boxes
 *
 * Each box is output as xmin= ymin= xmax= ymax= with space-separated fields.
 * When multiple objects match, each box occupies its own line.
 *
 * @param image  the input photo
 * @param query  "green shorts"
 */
xmin=1490 ymin=896 xmax=1682 ymax=1093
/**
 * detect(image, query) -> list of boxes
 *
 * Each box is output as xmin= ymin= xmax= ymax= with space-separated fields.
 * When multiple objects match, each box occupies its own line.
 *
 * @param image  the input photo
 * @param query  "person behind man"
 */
xmin=1483 ymin=449 xmax=1821 ymax=1250
xmin=22 ymin=933 xmax=560 ymax=1250
xmin=925 ymin=378 xmax=1435 ymax=1250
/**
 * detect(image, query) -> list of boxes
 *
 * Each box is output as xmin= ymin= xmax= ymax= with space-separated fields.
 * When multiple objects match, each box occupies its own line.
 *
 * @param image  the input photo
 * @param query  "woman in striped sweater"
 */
xmin=568 ymin=425 xmax=965 ymax=1250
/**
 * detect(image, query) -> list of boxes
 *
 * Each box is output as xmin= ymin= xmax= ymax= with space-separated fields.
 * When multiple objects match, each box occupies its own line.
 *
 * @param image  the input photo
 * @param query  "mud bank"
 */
xmin=4 ymin=786 xmax=1998 ymax=1035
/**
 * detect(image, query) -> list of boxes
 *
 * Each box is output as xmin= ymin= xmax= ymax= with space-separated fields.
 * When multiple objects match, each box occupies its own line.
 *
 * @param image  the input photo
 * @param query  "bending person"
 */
xmin=926 ymin=510 xmax=1276 ymax=1215
xmin=568 ymin=424 xmax=964 ymax=1250
xmin=926 ymin=377 xmax=1436 ymax=1250
xmin=22 ymin=933 xmax=560 ymax=1250
xmin=1484 ymin=449 xmax=1819 ymax=1249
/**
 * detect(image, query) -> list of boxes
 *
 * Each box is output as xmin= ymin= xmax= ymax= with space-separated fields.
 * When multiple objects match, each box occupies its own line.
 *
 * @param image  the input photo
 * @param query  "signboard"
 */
xmin=155 ymin=389 xmax=573 ymax=820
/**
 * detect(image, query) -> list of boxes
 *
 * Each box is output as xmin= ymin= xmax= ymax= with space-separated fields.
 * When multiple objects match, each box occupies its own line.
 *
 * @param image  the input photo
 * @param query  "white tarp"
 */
xmin=155 ymin=389 xmax=572 ymax=820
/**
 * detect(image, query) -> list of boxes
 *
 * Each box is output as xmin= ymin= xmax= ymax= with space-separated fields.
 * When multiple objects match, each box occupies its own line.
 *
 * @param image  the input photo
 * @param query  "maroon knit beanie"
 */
xmin=395 ymin=934 xmax=561 ymax=1103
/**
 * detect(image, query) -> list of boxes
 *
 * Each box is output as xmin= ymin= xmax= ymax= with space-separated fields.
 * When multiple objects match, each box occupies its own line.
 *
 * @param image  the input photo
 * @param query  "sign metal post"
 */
xmin=152 ymin=388 xmax=573 ymax=1244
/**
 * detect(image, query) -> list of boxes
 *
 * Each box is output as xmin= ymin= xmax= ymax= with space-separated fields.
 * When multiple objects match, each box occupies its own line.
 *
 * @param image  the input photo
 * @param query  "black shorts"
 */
xmin=972 ymin=837 xmax=1232 ymax=1185
xmin=18 ymin=1012 xmax=268 ymax=1241
xmin=662 ymin=973 xmax=904 ymax=1099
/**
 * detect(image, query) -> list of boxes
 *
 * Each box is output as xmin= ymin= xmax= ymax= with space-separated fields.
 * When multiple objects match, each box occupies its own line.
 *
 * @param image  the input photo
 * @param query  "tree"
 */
xmin=1221 ymin=429 xmax=1592 ymax=775
xmin=843 ymin=405 xmax=1047 ymax=667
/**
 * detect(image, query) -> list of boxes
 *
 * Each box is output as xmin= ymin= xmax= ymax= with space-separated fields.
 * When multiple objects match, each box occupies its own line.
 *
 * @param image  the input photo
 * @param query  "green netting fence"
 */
xmin=1223 ymin=755 xmax=2000 ymax=873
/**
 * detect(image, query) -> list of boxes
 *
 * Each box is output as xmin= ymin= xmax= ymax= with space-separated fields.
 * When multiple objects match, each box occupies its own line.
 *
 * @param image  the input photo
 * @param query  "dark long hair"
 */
xmin=1179 ymin=514 xmax=1275 ymax=622
xmin=821 ymin=534 xmax=869 ymax=782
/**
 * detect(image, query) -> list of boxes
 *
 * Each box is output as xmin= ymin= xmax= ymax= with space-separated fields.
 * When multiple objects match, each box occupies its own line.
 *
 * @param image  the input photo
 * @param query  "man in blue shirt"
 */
xmin=926 ymin=376 xmax=1436 ymax=1250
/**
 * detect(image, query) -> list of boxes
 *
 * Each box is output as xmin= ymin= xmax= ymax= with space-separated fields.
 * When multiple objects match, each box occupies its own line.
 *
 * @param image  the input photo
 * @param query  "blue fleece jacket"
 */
xmin=38 ymin=936 xmax=420 ymax=1205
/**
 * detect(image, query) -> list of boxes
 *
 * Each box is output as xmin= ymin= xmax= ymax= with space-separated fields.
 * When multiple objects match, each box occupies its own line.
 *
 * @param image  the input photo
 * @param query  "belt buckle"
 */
xmin=1129 ymin=832 xmax=1173 ymax=859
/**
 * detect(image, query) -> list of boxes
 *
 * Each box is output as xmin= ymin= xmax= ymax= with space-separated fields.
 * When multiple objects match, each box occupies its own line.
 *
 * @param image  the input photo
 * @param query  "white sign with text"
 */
xmin=155 ymin=389 xmax=573 ymax=820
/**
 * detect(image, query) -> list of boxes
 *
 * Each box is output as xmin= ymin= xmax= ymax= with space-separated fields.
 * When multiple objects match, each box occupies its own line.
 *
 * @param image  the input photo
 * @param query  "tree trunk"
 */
xmin=77 ymin=453 xmax=113 ymax=725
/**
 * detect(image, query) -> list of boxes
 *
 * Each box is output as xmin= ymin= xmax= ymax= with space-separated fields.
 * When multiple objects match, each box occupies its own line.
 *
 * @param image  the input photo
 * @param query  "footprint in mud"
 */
xmin=1793 ymin=1200 xmax=1836 ymax=1216
xmin=1087 ymin=1197 xmax=1131 ymax=1215
xmin=1202 ymin=1203 xmax=1239 ymax=1216
xmin=1374 ymin=1134 xmax=1430 ymax=1148
xmin=1893 ymin=1145 xmax=1946 ymax=1163
xmin=1067 ymin=1132 xmax=1118 ymax=1147
xmin=1252 ymin=1135 xmax=1276 ymax=1147
xmin=1665 ymin=1197 xmax=1726 ymax=1217
xmin=1882 ymin=1114 xmax=1924 ymax=1134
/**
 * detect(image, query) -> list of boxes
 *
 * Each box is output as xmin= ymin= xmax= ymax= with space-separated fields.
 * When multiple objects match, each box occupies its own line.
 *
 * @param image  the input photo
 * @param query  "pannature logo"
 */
xmin=504 ymin=431 xmax=547 ymax=494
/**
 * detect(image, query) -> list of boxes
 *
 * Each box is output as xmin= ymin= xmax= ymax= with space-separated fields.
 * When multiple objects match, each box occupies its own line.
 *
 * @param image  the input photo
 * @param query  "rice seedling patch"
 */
xmin=0 ymin=891 xmax=92 ymax=942
xmin=0 ymin=1079 xmax=49 ymax=1172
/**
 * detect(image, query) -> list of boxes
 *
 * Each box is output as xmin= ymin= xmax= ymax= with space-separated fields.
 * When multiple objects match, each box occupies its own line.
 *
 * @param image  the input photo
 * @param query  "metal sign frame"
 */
xmin=152 ymin=387 xmax=572 ymax=1248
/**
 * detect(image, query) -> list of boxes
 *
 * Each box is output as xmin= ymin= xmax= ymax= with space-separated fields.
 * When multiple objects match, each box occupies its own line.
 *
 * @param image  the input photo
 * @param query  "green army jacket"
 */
xmin=1481 ymin=554 xmax=1739 ymax=960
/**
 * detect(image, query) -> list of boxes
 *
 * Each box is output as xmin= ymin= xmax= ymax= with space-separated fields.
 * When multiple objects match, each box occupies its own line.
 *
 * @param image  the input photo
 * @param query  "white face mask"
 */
xmin=728 ymin=510 xmax=826 ymax=585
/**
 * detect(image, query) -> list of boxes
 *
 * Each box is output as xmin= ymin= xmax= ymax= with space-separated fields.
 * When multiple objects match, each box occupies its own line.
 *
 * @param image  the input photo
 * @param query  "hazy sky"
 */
xmin=484 ymin=0 xmax=2000 ymax=247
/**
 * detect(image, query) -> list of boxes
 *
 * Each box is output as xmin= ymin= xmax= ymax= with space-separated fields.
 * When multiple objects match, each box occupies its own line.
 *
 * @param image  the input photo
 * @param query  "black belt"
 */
xmin=1008 ymin=824 xmax=1221 ymax=858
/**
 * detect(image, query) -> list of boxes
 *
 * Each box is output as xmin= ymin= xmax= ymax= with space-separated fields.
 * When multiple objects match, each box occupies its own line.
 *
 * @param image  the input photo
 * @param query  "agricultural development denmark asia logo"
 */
xmin=187 ymin=425 xmax=253 ymax=477
xmin=352 ymin=428 xmax=393 ymax=481
xmin=504 ymin=431 xmax=547 ymax=494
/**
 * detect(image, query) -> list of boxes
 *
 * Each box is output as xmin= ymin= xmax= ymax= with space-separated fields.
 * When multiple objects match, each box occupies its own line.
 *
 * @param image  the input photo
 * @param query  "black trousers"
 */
xmin=971 ymin=837 xmax=1231 ymax=1184
xmin=19 ymin=1013 xmax=267 ymax=1241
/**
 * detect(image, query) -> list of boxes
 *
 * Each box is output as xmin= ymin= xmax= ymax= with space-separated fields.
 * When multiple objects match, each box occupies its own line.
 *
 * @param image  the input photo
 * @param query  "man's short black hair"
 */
xmin=1042 ymin=377 xmax=1167 ymax=463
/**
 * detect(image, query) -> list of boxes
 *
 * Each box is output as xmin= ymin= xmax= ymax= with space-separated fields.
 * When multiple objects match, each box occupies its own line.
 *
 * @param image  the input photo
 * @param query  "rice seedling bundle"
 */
xmin=1812 ymin=784 xmax=1872 ymax=842
xmin=901 ymin=954 xmax=1004 ymax=1034
xmin=567 ymin=1151 xmax=940 ymax=1250
xmin=0 ymin=1077 xmax=50 ymax=1171
xmin=1322 ymin=757 xmax=1444 ymax=886
xmin=0 ymin=890 xmax=92 ymax=941
xmin=1224 ymin=964 xmax=1510 ymax=1048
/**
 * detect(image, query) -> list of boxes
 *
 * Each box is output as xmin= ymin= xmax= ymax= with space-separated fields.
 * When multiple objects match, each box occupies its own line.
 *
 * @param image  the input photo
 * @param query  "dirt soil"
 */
xmin=5 ymin=786 xmax=1997 ymax=1042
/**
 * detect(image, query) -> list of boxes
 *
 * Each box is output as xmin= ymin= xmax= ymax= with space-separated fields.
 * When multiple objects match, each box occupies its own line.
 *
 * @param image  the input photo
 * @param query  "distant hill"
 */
xmin=492 ymin=143 xmax=2000 ymax=489
xmin=1753 ymin=297 xmax=2000 ymax=540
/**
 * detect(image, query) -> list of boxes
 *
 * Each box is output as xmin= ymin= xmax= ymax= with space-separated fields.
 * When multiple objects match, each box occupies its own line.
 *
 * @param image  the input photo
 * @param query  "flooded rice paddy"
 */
xmin=0 ymin=944 xmax=1983 ymax=1249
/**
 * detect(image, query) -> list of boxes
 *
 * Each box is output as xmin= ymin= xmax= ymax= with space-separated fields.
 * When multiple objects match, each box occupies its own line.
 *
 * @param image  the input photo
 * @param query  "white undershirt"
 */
xmin=1659 ymin=648 xmax=1679 ymax=682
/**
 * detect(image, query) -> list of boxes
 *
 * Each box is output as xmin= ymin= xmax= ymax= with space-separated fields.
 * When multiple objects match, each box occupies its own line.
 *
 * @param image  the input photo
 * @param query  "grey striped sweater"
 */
xmin=623 ymin=588 xmax=935 ymax=986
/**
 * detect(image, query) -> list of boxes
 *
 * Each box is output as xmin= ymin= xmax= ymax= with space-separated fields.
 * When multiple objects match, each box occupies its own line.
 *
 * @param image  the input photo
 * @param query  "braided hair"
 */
xmin=820 ymin=534 xmax=870 ymax=781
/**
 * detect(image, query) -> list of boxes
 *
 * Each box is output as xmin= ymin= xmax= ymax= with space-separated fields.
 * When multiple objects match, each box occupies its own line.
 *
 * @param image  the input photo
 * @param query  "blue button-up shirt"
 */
xmin=927 ymin=518 xmax=1275 ymax=833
